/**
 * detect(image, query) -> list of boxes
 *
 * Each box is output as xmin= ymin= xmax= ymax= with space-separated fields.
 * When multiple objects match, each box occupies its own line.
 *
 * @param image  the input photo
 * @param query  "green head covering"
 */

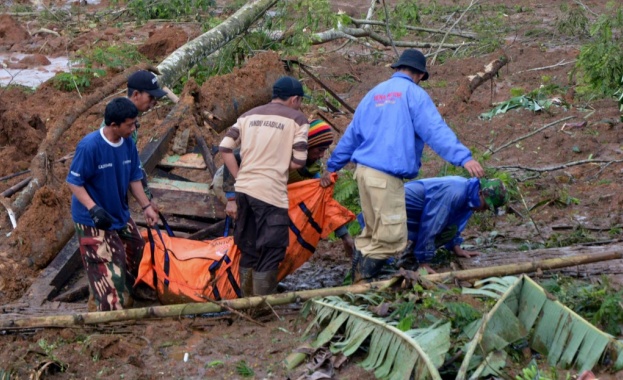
xmin=480 ymin=179 xmax=508 ymax=214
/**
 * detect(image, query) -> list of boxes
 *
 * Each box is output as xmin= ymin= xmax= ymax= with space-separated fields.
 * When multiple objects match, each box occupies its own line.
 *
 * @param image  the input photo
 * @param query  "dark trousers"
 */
xmin=234 ymin=192 xmax=289 ymax=272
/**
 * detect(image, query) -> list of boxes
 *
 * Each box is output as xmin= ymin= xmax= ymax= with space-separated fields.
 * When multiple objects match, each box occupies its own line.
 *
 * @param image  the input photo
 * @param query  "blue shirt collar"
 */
xmin=391 ymin=71 xmax=415 ymax=83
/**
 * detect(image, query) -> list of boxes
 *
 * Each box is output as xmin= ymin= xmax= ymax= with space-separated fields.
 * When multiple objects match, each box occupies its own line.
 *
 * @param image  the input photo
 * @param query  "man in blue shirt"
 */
xmin=321 ymin=49 xmax=485 ymax=283
xmin=67 ymin=97 xmax=159 ymax=311
xmin=396 ymin=177 xmax=508 ymax=273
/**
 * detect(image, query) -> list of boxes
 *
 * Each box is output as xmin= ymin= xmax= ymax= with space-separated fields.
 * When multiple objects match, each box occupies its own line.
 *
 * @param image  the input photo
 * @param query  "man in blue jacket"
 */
xmin=320 ymin=49 xmax=485 ymax=282
xmin=396 ymin=177 xmax=508 ymax=273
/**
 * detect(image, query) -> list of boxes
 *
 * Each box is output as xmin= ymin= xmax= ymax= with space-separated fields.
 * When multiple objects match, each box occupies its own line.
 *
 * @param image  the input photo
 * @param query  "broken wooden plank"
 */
xmin=158 ymin=153 xmax=207 ymax=170
xmin=18 ymin=234 xmax=82 ymax=307
xmin=139 ymin=126 xmax=177 ymax=174
xmin=52 ymin=276 xmax=89 ymax=303
xmin=194 ymin=132 xmax=217 ymax=178
xmin=147 ymin=178 xmax=225 ymax=219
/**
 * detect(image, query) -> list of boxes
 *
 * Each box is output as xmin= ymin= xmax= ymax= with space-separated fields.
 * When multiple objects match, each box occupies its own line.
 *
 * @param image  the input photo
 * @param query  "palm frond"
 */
xmin=458 ymin=275 xmax=623 ymax=378
xmin=306 ymin=296 xmax=449 ymax=380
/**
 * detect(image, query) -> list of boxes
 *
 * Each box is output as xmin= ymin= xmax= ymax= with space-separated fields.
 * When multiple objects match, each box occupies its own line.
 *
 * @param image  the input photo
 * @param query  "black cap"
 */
xmin=390 ymin=49 xmax=429 ymax=81
xmin=127 ymin=70 xmax=167 ymax=98
xmin=272 ymin=76 xmax=309 ymax=99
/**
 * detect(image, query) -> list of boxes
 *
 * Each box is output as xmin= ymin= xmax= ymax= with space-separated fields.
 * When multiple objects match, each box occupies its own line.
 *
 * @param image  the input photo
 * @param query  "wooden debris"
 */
xmin=2 ymin=251 xmax=620 ymax=329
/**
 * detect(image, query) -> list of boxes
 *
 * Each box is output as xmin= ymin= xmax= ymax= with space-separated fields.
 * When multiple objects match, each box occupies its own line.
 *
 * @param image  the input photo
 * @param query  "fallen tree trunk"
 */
xmin=312 ymin=26 xmax=474 ymax=49
xmin=440 ymin=54 xmax=509 ymax=116
xmin=1 ymin=251 xmax=618 ymax=329
xmin=156 ymin=0 xmax=278 ymax=88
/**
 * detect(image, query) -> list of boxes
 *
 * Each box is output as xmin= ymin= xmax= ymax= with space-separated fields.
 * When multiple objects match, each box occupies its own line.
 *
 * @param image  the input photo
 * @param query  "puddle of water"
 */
xmin=0 ymin=53 xmax=72 ymax=88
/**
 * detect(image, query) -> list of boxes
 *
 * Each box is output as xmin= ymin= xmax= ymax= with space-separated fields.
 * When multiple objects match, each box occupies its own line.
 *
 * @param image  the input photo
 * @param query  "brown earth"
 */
xmin=1 ymin=0 xmax=623 ymax=378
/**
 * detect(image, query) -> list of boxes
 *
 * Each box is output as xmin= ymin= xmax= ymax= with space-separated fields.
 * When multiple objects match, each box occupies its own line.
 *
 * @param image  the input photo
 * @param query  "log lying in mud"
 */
xmin=156 ymin=0 xmax=279 ymax=88
xmin=440 ymin=54 xmax=509 ymax=116
xmin=1 ymin=251 xmax=619 ymax=330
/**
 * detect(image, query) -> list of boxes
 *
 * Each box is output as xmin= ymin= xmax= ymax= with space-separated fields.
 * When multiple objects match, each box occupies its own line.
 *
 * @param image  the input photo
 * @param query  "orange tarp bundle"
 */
xmin=136 ymin=177 xmax=355 ymax=304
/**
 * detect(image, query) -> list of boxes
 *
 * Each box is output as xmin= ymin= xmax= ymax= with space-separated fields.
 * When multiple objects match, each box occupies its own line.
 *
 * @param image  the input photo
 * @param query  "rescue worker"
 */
xmin=67 ymin=98 xmax=159 ymax=311
xmin=212 ymin=119 xmax=355 ymax=262
xmin=395 ymin=176 xmax=509 ymax=273
xmin=219 ymin=76 xmax=309 ymax=296
xmin=321 ymin=49 xmax=485 ymax=283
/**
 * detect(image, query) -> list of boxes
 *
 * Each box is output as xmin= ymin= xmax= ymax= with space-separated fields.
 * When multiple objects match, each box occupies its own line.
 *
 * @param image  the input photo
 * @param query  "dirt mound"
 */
xmin=0 ymin=15 xmax=30 ymax=50
xmin=196 ymin=51 xmax=287 ymax=133
xmin=0 ymin=97 xmax=47 ymax=177
xmin=138 ymin=25 xmax=191 ymax=61
xmin=10 ymin=185 xmax=73 ymax=268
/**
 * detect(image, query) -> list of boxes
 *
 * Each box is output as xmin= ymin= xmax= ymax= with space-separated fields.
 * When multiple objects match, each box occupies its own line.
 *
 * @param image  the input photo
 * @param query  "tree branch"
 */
xmin=430 ymin=0 xmax=480 ymax=65
xmin=491 ymin=159 xmax=623 ymax=173
xmin=489 ymin=116 xmax=575 ymax=155
xmin=312 ymin=27 xmax=473 ymax=49
xmin=351 ymin=19 xmax=477 ymax=39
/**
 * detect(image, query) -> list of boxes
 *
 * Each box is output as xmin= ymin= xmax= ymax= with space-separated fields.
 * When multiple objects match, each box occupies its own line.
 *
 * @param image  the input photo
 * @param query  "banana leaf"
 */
xmin=305 ymin=296 xmax=450 ymax=380
xmin=460 ymin=275 xmax=623 ymax=377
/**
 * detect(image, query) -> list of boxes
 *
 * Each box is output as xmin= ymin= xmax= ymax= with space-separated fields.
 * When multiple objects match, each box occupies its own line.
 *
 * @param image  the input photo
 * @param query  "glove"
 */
xmin=89 ymin=205 xmax=113 ymax=230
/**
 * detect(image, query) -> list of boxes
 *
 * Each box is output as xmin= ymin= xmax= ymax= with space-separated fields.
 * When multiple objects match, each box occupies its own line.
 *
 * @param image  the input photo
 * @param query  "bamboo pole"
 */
xmin=424 ymin=250 xmax=622 ymax=283
xmin=1 ymin=251 xmax=620 ymax=330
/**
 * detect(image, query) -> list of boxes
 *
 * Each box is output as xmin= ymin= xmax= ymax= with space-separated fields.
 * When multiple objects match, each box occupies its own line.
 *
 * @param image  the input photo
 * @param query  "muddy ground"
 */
xmin=1 ymin=0 xmax=622 ymax=378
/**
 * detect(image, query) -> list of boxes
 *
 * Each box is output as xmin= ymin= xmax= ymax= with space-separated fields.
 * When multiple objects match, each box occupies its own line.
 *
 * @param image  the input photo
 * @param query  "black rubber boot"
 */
xmin=252 ymin=270 xmax=279 ymax=296
xmin=395 ymin=241 xmax=419 ymax=271
xmin=353 ymin=255 xmax=387 ymax=283
xmin=238 ymin=267 xmax=254 ymax=297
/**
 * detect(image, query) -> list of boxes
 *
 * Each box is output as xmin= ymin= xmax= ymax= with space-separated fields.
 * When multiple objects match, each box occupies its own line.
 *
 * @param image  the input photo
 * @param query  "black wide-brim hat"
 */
xmin=390 ymin=49 xmax=429 ymax=81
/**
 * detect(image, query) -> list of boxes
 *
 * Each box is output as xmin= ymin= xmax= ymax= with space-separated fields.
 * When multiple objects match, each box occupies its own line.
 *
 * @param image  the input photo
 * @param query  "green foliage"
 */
xmin=515 ymin=360 xmax=551 ymax=380
xmin=52 ymin=68 xmax=106 ymax=92
xmin=480 ymin=86 xmax=564 ymax=120
xmin=176 ymin=31 xmax=277 ymax=91
xmin=333 ymin=170 xmax=361 ymax=237
xmin=0 ymin=368 xmax=14 ymax=380
xmin=556 ymin=3 xmax=589 ymax=37
xmin=36 ymin=338 xmax=67 ymax=372
xmin=76 ymin=43 xmax=147 ymax=70
xmin=575 ymin=6 xmax=623 ymax=98
xmin=541 ymin=275 xmax=623 ymax=336
xmin=444 ymin=301 xmax=482 ymax=330
xmin=123 ymin=0 xmax=214 ymax=22
xmin=271 ymin=0 xmax=340 ymax=56
xmin=235 ymin=360 xmax=254 ymax=377
xmin=544 ymin=227 xmax=593 ymax=249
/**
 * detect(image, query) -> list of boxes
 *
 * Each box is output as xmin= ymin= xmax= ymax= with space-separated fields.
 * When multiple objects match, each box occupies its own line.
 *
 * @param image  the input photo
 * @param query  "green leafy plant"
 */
xmin=515 ymin=360 xmax=551 ymax=380
xmin=52 ymin=68 xmax=106 ymax=92
xmin=575 ymin=5 xmax=623 ymax=98
xmin=235 ymin=360 xmax=254 ymax=377
xmin=333 ymin=170 xmax=361 ymax=236
xmin=124 ymin=0 xmax=214 ymax=22
xmin=556 ymin=3 xmax=589 ymax=37
xmin=541 ymin=275 xmax=623 ymax=336
xmin=76 ymin=43 xmax=147 ymax=70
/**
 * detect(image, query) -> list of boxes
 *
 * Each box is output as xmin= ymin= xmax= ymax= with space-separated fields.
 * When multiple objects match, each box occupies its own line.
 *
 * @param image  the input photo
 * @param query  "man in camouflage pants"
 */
xmin=67 ymin=98 xmax=158 ymax=311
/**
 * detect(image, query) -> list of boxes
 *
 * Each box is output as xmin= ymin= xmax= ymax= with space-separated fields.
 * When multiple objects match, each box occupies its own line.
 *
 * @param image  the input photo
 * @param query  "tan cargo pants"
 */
xmin=354 ymin=165 xmax=407 ymax=260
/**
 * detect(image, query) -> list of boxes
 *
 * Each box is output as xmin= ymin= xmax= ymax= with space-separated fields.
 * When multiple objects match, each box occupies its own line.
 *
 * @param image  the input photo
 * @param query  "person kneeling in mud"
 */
xmin=354 ymin=176 xmax=508 ymax=278
xmin=66 ymin=98 xmax=159 ymax=311
xmin=395 ymin=176 xmax=508 ymax=274
xmin=213 ymin=120 xmax=356 ymax=289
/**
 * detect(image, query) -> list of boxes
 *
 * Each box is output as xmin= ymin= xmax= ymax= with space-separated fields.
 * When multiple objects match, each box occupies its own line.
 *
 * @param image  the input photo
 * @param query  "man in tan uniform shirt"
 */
xmin=219 ymin=76 xmax=309 ymax=296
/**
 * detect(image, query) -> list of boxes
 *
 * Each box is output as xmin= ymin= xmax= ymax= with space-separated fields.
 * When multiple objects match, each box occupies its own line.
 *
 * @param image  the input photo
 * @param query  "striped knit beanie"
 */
xmin=308 ymin=119 xmax=333 ymax=148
